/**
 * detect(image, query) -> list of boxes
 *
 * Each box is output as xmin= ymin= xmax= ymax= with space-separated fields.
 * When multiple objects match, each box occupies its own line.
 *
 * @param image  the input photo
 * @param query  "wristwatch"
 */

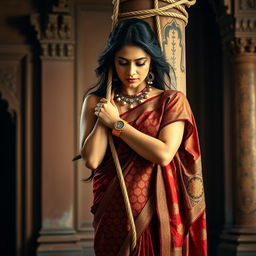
xmin=112 ymin=119 xmax=127 ymax=137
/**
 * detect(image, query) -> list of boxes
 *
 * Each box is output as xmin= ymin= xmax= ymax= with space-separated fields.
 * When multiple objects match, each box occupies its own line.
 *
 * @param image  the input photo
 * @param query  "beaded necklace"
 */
xmin=114 ymin=85 xmax=152 ymax=109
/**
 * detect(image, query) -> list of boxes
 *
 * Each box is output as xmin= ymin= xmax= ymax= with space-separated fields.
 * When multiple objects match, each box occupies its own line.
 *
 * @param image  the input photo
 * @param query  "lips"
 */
xmin=126 ymin=78 xmax=138 ymax=83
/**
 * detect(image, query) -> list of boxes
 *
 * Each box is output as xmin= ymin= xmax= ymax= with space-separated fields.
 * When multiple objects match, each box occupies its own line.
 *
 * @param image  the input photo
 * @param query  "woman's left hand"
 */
xmin=94 ymin=96 xmax=120 ymax=129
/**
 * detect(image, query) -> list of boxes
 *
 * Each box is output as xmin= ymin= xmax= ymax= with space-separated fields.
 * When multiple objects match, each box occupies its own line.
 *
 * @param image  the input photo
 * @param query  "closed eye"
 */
xmin=136 ymin=62 xmax=146 ymax=66
xmin=118 ymin=62 xmax=128 ymax=66
xmin=118 ymin=62 xmax=146 ymax=66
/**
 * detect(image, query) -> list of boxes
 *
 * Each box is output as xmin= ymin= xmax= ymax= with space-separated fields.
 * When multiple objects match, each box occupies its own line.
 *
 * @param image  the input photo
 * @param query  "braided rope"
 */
xmin=107 ymin=0 xmax=196 ymax=251
xmin=154 ymin=0 xmax=163 ymax=50
xmin=111 ymin=0 xmax=120 ymax=31
xmin=114 ymin=0 xmax=196 ymax=26
xmin=106 ymin=68 xmax=137 ymax=249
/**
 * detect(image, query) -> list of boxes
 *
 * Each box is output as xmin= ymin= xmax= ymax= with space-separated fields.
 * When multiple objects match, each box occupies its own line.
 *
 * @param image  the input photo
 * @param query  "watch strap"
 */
xmin=112 ymin=119 xmax=127 ymax=137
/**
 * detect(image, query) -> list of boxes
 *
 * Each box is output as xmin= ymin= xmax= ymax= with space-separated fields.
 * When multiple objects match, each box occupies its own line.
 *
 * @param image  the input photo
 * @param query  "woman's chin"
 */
xmin=122 ymin=81 xmax=146 ymax=89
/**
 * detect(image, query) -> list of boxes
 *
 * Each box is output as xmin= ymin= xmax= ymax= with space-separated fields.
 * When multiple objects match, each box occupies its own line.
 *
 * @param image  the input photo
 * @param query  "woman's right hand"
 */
xmin=94 ymin=96 xmax=120 ymax=129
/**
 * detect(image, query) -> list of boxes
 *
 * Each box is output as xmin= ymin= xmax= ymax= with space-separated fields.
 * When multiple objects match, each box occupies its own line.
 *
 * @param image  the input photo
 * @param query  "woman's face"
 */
xmin=114 ymin=45 xmax=151 ymax=93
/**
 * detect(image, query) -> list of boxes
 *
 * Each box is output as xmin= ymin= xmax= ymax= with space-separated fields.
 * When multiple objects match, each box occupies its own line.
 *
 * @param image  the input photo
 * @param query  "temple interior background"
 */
xmin=0 ymin=0 xmax=256 ymax=255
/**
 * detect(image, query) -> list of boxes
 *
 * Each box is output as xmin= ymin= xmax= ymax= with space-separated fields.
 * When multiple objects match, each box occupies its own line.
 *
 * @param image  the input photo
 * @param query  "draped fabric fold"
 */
xmin=91 ymin=90 xmax=207 ymax=256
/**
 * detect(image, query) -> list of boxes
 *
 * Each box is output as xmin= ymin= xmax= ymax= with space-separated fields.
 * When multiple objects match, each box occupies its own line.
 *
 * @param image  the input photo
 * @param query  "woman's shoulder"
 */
xmin=85 ymin=93 xmax=101 ymax=101
xmin=82 ymin=93 xmax=101 ymax=110
xmin=162 ymin=89 xmax=186 ymax=101
xmin=84 ymin=93 xmax=102 ymax=103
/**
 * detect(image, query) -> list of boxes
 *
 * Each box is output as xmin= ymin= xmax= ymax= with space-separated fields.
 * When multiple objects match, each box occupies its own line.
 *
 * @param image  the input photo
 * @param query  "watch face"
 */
xmin=115 ymin=120 xmax=125 ymax=130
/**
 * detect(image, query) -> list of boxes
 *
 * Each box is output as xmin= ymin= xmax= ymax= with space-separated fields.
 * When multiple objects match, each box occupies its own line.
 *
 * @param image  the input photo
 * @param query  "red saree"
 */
xmin=91 ymin=90 xmax=207 ymax=256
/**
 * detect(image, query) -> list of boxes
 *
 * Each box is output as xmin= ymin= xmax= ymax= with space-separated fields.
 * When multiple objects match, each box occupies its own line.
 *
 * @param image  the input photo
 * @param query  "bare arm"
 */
xmin=119 ymin=121 xmax=185 ymax=166
xmin=98 ymin=98 xmax=185 ymax=166
xmin=80 ymin=95 xmax=109 ymax=169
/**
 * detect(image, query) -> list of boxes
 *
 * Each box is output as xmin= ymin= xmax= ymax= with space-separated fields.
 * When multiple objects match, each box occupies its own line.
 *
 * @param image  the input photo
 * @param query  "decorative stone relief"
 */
xmin=0 ymin=66 xmax=18 ymax=95
xmin=0 ymin=65 xmax=20 ymax=114
xmin=230 ymin=37 xmax=256 ymax=54
xmin=217 ymin=0 xmax=256 ymax=54
xmin=240 ymin=0 xmax=256 ymax=10
xmin=31 ymin=0 xmax=74 ymax=60
xmin=235 ymin=17 xmax=256 ymax=33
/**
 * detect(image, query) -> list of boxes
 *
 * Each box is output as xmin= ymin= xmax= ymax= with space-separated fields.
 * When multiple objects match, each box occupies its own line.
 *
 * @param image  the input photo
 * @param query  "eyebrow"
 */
xmin=117 ymin=57 xmax=147 ymax=61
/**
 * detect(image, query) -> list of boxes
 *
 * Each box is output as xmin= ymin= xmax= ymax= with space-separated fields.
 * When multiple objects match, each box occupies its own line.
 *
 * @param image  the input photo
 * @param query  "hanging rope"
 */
xmin=106 ymin=68 xmax=137 ymax=249
xmin=107 ymin=0 xmax=196 ymax=251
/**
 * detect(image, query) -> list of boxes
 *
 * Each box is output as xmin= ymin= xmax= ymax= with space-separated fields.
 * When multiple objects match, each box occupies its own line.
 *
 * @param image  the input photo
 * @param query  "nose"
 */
xmin=128 ymin=63 xmax=136 ymax=77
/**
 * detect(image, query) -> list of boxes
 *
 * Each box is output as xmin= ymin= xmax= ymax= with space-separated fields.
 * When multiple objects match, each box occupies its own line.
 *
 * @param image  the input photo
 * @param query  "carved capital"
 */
xmin=217 ymin=0 xmax=256 ymax=55
xmin=30 ymin=0 xmax=74 ymax=60
xmin=230 ymin=37 xmax=256 ymax=54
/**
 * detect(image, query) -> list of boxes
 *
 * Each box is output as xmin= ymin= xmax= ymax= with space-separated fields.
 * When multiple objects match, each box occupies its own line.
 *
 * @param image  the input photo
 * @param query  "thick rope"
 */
xmin=113 ymin=0 xmax=196 ymax=26
xmin=111 ymin=0 xmax=120 ymax=31
xmin=108 ymin=0 xmax=196 ymax=251
xmin=154 ymin=0 xmax=163 ymax=50
xmin=106 ymin=68 xmax=137 ymax=249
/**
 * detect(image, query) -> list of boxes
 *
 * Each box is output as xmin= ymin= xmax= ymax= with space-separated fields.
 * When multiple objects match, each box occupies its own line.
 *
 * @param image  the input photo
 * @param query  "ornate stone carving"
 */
xmin=218 ymin=11 xmax=256 ymax=54
xmin=0 ymin=66 xmax=18 ymax=94
xmin=235 ymin=17 xmax=256 ymax=33
xmin=0 ymin=65 xmax=20 ymax=115
xmin=217 ymin=0 xmax=256 ymax=53
xmin=240 ymin=0 xmax=256 ymax=10
xmin=30 ymin=0 xmax=74 ymax=60
xmin=230 ymin=37 xmax=256 ymax=54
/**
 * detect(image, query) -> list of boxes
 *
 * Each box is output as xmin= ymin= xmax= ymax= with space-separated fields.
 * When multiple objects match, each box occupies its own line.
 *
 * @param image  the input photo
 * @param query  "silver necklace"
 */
xmin=114 ymin=85 xmax=152 ymax=109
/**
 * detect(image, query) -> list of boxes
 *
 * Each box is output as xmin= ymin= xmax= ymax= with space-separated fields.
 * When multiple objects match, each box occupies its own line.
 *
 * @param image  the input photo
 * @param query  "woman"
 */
xmin=79 ymin=18 xmax=207 ymax=256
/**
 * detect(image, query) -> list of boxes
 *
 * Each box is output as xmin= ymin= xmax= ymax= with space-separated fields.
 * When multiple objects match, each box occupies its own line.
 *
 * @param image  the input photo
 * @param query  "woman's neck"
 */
xmin=121 ymin=82 xmax=147 ymax=96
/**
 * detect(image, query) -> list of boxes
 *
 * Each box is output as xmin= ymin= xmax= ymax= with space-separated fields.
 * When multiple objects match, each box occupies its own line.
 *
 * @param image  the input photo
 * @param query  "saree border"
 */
xmin=117 ymin=195 xmax=155 ymax=256
xmin=156 ymin=164 xmax=171 ymax=256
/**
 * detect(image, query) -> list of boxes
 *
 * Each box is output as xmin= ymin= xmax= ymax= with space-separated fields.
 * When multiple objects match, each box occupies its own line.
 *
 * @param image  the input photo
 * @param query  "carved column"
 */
xmin=218 ymin=1 xmax=256 ymax=255
xmin=118 ymin=0 xmax=196 ymax=93
xmin=31 ymin=1 xmax=82 ymax=255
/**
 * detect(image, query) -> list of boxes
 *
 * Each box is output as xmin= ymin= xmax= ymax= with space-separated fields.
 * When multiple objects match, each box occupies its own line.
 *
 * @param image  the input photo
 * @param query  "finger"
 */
xmin=94 ymin=106 xmax=102 ymax=116
xmin=110 ymin=98 xmax=116 ymax=107
xmin=94 ymin=105 xmax=100 ymax=112
xmin=100 ymin=98 xmax=107 ymax=103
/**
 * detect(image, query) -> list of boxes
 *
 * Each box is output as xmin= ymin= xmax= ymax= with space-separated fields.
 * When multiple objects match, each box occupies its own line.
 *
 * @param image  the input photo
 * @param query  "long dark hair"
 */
xmin=88 ymin=18 xmax=171 ymax=97
xmin=83 ymin=18 xmax=171 ymax=181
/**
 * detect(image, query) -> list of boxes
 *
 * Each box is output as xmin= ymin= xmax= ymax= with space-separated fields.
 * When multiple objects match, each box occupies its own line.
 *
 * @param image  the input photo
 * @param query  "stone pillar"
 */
xmin=118 ymin=0 xmax=196 ymax=93
xmin=31 ymin=1 xmax=82 ymax=255
xmin=218 ymin=1 xmax=256 ymax=255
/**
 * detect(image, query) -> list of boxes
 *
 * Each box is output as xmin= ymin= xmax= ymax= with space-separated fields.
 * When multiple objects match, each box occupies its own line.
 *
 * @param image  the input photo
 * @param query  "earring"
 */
xmin=147 ymin=71 xmax=155 ymax=85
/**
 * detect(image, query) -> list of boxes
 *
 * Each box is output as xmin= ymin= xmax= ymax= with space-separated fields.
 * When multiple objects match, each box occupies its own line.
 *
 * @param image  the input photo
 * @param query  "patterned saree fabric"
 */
xmin=91 ymin=90 xmax=207 ymax=256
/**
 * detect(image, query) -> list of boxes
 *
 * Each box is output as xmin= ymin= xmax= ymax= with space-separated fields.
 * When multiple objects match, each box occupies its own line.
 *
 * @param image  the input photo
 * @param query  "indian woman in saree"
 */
xmin=79 ymin=18 xmax=207 ymax=256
